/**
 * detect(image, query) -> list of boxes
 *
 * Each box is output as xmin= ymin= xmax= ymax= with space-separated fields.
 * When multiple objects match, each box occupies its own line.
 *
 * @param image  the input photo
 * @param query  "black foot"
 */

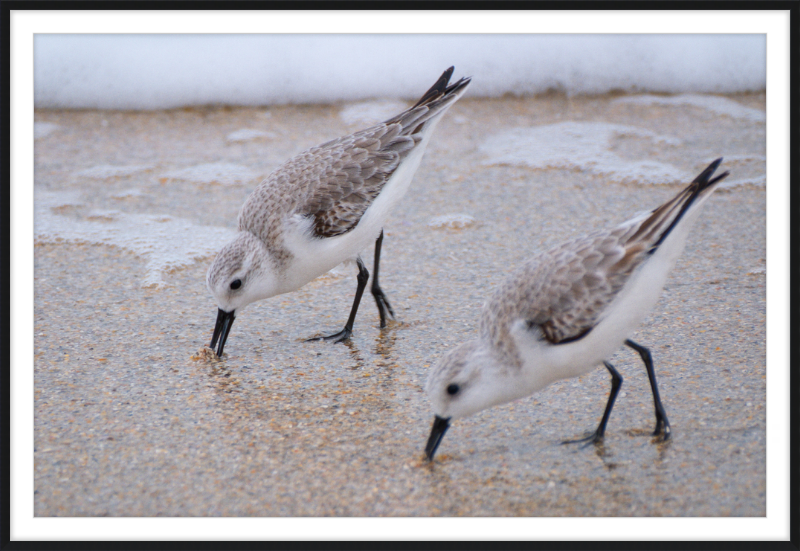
xmin=653 ymin=418 xmax=671 ymax=440
xmin=305 ymin=327 xmax=352 ymax=344
xmin=372 ymin=286 xmax=395 ymax=328
xmin=561 ymin=431 xmax=604 ymax=447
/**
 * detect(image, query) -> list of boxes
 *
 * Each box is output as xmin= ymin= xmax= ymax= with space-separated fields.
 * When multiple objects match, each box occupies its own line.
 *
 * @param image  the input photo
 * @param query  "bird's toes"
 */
xmin=305 ymin=328 xmax=352 ymax=344
xmin=561 ymin=431 xmax=603 ymax=446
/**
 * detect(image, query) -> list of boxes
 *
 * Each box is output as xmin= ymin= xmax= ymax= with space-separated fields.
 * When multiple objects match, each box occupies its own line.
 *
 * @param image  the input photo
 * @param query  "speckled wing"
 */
xmin=238 ymin=68 xmax=470 ymax=242
xmin=482 ymin=224 xmax=649 ymax=347
xmin=296 ymin=124 xmax=420 ymax=238
xmin=481 ymin=158 xmax=729 ymax=346
xmin=236 ymin=121 xmax=418 ymax=242
xmin=299 ymin=69 xmax=470 ymax=238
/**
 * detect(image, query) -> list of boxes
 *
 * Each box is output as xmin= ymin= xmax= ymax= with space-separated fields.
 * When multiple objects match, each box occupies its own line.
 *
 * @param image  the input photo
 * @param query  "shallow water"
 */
xmin=33 ymin=92 xmax=766 ymax=517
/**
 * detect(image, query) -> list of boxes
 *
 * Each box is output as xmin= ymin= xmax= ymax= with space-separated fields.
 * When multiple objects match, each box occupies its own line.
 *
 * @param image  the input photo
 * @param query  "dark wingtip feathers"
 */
xmin=648 ymin=157 xmax=728 ymax=253
xmin=446 ymin=75 xmax=472 ymax=96
xmin=707 ymin=169 xmax=730 ymax=188
xmin=692 ymin=157 xmax=729 ymax=191
xmin=412 ymin=66 xmax=471 ymax=109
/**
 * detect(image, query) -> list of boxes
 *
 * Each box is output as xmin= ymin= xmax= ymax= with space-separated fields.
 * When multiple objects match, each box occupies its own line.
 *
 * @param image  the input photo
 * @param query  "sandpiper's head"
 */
xmin=206 ymin=231 xmax=277 ymax=356
xmin=424 ymin=340 xmax=511 ymax=461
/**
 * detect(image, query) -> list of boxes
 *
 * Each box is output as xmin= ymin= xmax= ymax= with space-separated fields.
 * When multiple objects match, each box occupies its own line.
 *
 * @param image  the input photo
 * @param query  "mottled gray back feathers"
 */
xmin=237 ymin=68 xmax=472 ymax=249
xmin=479 ymin=160 xmax=728 ymax=364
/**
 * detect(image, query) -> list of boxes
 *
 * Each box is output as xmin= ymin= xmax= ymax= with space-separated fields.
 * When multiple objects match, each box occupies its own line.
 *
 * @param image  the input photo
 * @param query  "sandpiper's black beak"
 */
xmin=210 ymin=308 xmax=235 ymax=357
xmin=425 ymin=415 xmax=451 ymax=462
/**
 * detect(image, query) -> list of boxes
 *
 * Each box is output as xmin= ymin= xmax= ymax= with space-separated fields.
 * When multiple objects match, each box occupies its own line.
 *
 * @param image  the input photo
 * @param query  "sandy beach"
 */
xmin=33 ymin=91 xmax=766 ymax=517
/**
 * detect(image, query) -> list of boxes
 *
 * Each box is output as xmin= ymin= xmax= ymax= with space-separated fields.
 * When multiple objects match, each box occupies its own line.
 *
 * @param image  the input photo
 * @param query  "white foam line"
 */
xmin=160 ymin=163 xmax=262 ymax=186
xmin=614 ymin=94 xmax=765 ymax=123
xmin=481 ymin=122 xmax=688 ymax=185
xmin=35 ymin=190 xmax=236 ymax=287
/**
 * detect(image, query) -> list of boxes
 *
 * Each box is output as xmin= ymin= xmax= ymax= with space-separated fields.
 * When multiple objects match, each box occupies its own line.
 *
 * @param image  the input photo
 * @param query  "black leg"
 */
xmin=625 ymin=339 xmax=671 ymax=439
xmin=562 ymin=361 xmax=623 ymax=446
xmin=371 ymin=229 xmax=395 ymax=328
xmin=306 ymin=257 xmax=369 ymax=344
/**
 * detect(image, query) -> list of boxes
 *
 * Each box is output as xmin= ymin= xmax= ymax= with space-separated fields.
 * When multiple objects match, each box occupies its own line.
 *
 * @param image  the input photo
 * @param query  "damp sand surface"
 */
xmin=34 ymin=92 xmax=766 ymax=517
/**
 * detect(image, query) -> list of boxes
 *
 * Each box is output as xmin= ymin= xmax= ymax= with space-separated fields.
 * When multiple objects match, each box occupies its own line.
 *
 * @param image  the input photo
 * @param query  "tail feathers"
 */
xmin=412 ymin=66 xmax=455 ymax=108
xmin=691 ymin=157 xmax=729 ymax=191
xmin=385 ymin=67 xmax=472 ymax=131
xmin=411 ymin=67 xmax=472 ymax=109
xmin=631 ymin=158 xmax=728 ymax=253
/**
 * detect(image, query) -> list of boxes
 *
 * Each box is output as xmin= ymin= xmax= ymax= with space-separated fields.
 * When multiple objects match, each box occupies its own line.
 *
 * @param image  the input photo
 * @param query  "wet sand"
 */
xmin=33 ymin=92 xmax=766 ymax=517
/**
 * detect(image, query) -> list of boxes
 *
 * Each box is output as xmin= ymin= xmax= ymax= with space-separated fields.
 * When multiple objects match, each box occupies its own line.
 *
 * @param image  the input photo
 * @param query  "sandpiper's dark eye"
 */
xmin=230 ymin=279 xmax=242 ymax=290
xmin=446 ymin=383 xmax=460 ymax=396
